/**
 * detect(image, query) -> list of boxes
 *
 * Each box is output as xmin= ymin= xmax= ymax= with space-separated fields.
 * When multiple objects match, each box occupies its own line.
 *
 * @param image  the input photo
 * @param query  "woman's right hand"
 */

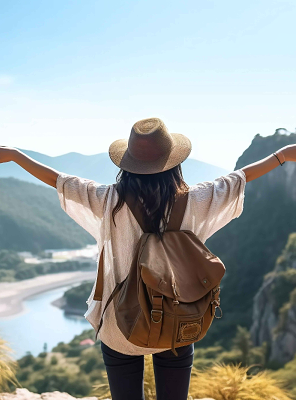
xmin=0 ymin=146 xmax=17 ymax=164
xmin=282 ymin=144 xmax=296 ymax=162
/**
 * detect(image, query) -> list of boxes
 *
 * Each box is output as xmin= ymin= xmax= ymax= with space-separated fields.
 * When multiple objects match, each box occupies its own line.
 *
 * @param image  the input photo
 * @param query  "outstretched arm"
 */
xmin=0 ymin=147 xmax=59 ymax=188
xmin=241 ymin=145 xmax=296 ymax=183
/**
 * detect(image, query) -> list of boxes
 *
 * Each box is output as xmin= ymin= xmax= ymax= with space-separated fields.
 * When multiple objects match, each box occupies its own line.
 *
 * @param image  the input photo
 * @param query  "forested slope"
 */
xmin=0 ymin=178 xmax=94 ymax=252
xmin=205 ymin=130 xmax=296 ymax=346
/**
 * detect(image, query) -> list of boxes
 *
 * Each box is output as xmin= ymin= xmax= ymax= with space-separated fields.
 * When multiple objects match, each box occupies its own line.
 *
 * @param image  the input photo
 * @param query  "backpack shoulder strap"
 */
xmin=166 ymin=192 xmax=189 ymax=231
xmin=123 ymin=186 xmax=150 ymax=233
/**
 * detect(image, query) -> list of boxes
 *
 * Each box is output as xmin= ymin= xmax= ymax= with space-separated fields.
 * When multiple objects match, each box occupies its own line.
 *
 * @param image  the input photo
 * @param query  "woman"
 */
xmin=0 ymin=117 xmax=295 ymax=400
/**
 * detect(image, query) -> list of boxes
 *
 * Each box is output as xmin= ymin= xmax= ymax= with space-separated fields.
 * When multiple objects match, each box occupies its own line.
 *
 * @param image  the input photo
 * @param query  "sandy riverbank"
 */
xmin=0 ymin=270 xmax=96 ymax=319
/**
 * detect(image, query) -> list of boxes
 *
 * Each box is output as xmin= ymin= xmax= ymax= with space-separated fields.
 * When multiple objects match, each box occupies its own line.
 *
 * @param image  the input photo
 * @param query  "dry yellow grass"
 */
xmin=188 ymin=363 xmax=292 ymax=400
xmin=93 ymin=355 xmax=293 ymax=400
xmin=92 ymin=375 xmax=111 ymax=400
xmin=0 ymin=338 xmax=18 ymax=395
xmin=144 ymin=355 xmax=156 ymax=399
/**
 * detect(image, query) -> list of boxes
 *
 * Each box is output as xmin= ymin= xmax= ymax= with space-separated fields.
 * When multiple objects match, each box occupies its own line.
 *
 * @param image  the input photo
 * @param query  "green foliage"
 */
xmin=33 ymin=359 xmax=46 ymax=371
xmin=231 ymin=326 xmax=253 ymax=366
xmin=50 ymin=356 xmax=58 ymax=365
xmin=275 ymin=287 xmax=296 ymax=334
xmin=193 ymin=326 xmax=268 ymax=371
xmin=0 ymin=250 xmax=23 ymax=269
xmin=38 ymin=352 xmax=47 ymax=358
xmin=51 ymin=342 xmax=70 ymax=353
xmin=0 ymin=268 xmax=15 ymax=282
xmin=63 ymin=281 xmax=93 ymax=312
xmin=33 ymin=370 xmax=92 ymax=396
xmin=18 ymin=353 xmax=35 ymax=368
xmin=0 ymin=177 xmax=95 ymax=252
xmin=281 ymin=233 xmax=296 ymax=257
xmin=270 ymin=269 xmax=296 ymax=315
xmin=16 ymin=330 xmax=106 ymax=397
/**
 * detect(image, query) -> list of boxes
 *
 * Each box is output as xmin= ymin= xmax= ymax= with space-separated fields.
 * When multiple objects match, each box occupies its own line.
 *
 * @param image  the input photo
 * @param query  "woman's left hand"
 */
xmin=0 ymin=146 xmax=16 ymax=164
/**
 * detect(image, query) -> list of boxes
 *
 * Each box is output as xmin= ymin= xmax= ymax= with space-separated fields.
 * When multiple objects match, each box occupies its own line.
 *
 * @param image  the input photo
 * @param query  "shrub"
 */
xmin=51 ymin=342 xmax=69 ymax=353
xmin=50 ymin=356 xmax=58 ymax=365
xmin=18 ymin=353 xmax=35 ymax=368
xmin=33 ymin=359 xmax=46 ymax=371
xmin=81 ymin=356 xmax=98 ymax=373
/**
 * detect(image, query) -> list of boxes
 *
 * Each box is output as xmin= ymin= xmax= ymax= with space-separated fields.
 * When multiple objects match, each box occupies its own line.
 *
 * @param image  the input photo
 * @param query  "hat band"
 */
xmin=128 ymin=137 xmax=173 ymax=162
xmin=128 ymin=143 xmax=176 ymax=163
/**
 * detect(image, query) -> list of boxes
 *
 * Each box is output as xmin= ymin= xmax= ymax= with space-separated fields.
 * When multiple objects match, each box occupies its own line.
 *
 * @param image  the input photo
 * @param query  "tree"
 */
xmin=232 ymin=326 xmax=253 ymax=366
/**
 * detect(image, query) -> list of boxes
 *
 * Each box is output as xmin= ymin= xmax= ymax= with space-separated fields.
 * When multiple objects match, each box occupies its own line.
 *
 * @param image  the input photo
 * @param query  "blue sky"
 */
xmin=1 ymin=0 xmax=295 ymax=171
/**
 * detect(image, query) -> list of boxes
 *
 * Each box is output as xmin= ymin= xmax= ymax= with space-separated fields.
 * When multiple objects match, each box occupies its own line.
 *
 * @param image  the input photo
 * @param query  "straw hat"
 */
xmin=108 ymin=118 xmax=192 ymax=174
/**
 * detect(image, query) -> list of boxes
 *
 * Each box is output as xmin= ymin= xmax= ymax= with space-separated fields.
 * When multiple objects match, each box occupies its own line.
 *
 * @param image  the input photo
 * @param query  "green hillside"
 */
xmin=204 ymin=130 xmax=296 ymax=346
xmin=0 ymin=178 xmax=95 ymax=253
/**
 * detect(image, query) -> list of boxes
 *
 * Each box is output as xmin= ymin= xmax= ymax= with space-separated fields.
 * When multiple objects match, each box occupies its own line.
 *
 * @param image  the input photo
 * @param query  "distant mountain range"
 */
xmin=0 ymin=149 xmax=230 ymax=186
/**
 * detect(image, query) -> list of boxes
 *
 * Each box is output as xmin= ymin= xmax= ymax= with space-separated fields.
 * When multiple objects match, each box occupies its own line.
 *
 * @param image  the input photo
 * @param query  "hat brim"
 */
xmin=109 ymin=133 xmax=192 ymax=174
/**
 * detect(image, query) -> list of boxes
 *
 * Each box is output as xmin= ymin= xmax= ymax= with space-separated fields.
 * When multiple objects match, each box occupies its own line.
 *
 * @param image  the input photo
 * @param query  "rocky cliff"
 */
xmin=250 ymin=233 xmax=296 ymax=365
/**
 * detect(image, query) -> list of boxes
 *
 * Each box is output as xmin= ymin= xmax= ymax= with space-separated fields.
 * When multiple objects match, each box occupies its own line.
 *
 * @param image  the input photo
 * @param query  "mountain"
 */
xmin=0 ymin=149 xmax=229 ymax=186
xmin=203 ymin=129 xmax=296 ymax=346
xmin=0 ymin=178 xmax=95 ymax=253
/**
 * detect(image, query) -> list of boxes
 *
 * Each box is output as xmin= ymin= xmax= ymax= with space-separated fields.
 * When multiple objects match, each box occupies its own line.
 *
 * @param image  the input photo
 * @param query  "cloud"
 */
xmin=0 ymin=75 xmax=14 ymax=85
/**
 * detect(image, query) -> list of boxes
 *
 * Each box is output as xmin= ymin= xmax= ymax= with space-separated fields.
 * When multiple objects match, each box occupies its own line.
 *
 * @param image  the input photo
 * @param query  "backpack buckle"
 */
xmin=211 ymin=299 xmax=223 ymax=319
xmin=151 ymin=309 xmax=163 ymax=323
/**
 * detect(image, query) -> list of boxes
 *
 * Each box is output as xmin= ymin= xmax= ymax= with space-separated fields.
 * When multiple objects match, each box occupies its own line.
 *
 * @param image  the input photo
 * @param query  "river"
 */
xmin=0 ymin=284 xmax=91 ymax=360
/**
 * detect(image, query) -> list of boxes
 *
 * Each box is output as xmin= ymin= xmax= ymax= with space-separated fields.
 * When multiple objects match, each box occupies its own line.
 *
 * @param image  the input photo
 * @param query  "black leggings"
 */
xmin=101 ymin=341 xmax=194 ymax=400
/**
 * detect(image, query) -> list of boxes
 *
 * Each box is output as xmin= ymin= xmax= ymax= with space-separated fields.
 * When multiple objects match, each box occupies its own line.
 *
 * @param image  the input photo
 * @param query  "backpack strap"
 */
xmin=124 ymin=187 xmax=150 ymax=233
xmin=166 ymin=192 xmax=189 ymax=231
xmin=95 ymin=277 xmax=128 ymax=339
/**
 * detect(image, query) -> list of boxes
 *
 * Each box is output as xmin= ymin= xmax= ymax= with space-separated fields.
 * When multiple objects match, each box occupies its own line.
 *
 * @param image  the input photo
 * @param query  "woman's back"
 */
xmin=56 ymin=167 xmax=246 ymax=355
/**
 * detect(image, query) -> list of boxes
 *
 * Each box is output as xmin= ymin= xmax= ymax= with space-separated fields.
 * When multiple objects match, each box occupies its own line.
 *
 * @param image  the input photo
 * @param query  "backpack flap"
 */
xmin=140 ymin=230 xmax=225 ymax=303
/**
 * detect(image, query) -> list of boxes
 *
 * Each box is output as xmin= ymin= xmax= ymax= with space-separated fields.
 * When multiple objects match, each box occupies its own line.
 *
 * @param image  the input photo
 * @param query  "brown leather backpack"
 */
xmin=94 ymin=185 xmax=225 ymax=356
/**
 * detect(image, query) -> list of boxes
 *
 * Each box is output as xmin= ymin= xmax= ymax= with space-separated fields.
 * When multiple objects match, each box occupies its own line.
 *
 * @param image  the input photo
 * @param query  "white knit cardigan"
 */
xmin=56 ymin=169 xmax=246 ymax=355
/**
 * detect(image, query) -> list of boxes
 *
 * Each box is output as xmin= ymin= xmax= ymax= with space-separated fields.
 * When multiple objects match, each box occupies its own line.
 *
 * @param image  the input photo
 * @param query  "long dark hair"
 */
xmin=111 ymin=164 xmax=189 ymax=240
